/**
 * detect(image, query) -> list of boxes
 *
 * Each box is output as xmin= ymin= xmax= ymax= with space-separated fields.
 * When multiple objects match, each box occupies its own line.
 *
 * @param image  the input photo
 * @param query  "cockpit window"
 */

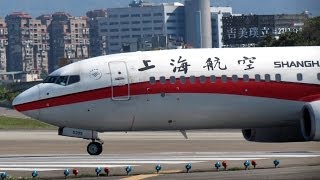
xmin=56 ymin=76 xmax=69 ymax=86
xmin=68 ymin=75 xmax=80 ymax=85
xmin=43 ymin=75 xmax=80 ymax=86
xmin=43 ymin=76 xmax=58 ymax=83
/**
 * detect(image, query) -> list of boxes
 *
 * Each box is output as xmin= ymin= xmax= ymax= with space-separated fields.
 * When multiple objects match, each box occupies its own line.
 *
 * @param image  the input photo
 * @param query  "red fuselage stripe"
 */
xmin=14 ymin=77 xmax=320 ymax=112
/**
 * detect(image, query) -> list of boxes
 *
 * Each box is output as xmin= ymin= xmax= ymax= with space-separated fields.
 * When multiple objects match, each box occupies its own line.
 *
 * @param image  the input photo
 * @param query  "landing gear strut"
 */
xmin=58 ymin=127 xmax=104 ymax=155
xmin=87 ymin=141 xmax=103 ymax=155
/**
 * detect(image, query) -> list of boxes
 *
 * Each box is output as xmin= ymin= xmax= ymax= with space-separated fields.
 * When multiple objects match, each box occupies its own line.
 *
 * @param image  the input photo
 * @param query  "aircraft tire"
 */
xmin=87 ymin=142 xmax=103 ymax=155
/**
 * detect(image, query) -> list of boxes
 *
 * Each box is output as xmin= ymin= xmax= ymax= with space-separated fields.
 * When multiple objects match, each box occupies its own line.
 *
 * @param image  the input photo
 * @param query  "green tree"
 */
xmin=258 ymin=16 xmax=320 ymax=47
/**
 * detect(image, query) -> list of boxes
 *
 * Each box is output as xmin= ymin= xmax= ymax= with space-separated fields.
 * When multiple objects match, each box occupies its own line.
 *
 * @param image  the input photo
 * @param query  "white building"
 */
xmin=210 ymin=7 xmax=232 ymax=48
xmin=97 ymin=2 xmax=185 ymax=54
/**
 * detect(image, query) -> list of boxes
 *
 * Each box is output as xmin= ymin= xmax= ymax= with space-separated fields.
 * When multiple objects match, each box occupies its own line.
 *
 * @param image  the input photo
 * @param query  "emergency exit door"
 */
xmin=108 ymin=61 xmax=130 ymax=100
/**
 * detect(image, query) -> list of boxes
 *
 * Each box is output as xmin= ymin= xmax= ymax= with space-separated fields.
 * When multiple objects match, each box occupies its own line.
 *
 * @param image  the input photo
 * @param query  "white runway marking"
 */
xmin=0 ymin=152 xmax=319 ymax=172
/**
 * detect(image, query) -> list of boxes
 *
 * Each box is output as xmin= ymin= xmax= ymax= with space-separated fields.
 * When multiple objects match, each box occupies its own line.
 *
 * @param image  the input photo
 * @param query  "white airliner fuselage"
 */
xmin=13 ymin=47 xmax=320 ymax=155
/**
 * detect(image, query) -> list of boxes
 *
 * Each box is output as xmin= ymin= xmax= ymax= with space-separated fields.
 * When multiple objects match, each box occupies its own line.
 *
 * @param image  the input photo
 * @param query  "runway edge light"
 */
xmin=32 ymin=170 xmax=38 ymax=178
xmin=72 ymin=169 xmax=79 ymax=176
xmin=95 ymin=167 xmax=102 ymax=176
xmin=64 ymin=169 xmax=70 ymax=178
xmin=126 ymin=166 xmax=132 ymax=175
xmin=104 ymin=167 xmax=110 ymax=176
xmin=244 ymin=160 xmax=250 ymax=170
xmin=185 ymin=163 xmax=192 ymax=173
xmin=251 ymin=160 xmax=257 ymax=168
xmin=273 ymin=159 xmax=280 ymax=168
xmin=155 ymin=164 xmax=162 ymax=173
xmin=222 ymin=161 xmax=227 ymax=170
xmin=215 ymin=161 xmax=221 ymax=171
xmin=0 ymin=172 xmax=7 ymax=180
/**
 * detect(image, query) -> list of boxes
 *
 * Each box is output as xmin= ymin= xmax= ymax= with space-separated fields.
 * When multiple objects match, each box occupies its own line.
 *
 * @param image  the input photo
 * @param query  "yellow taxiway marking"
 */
xmin=121 ymin=170 xmax=183 ymax=180
xmin=121 ymin=174 xmax=160 ymax=180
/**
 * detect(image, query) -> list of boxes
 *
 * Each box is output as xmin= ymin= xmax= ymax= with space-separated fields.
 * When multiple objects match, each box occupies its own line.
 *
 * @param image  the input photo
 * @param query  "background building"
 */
xmin=0 ymin=17 xmax=8 ymax=73
xmin=48 ymin=12 xmax=89 ymax=72
xmin=185 ymin=0 xmax=212 ymax=48
xmin=5 ymin=12 xmax=49 ymax=80
xmin=210 ymin=7 xmax=233 ymax=48
xmin=222 ymin=13 xmax=309 ymax=47
xmin=96 ymin=1 xmax=185 ymax=54
xmin=87 ymin=9 xmax=108 ymax=57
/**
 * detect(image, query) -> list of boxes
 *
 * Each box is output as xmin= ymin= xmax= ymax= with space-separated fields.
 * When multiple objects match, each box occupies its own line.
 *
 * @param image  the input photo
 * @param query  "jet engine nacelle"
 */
xmin=242 ymin=100 xmax=320 ymax=142
xmin=301 ymin=100 xmax=320 ymax=141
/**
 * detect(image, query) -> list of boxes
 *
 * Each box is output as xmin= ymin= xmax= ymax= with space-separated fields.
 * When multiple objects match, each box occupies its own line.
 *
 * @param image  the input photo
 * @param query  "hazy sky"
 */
xmin=0 ymin=0 xmax=319 ymax=18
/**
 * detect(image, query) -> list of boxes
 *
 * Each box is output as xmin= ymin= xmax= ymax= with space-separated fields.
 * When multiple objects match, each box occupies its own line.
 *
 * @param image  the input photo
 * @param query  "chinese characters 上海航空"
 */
xmin=203 ymin=57 xmax=227 ymax=71
xmin=238 ymin=56 xmax=256 ymax=70
xmin=138 ymin=60 xmax=156 ymax=71
xmin=170 ymin=56 xmax=191 ymax=74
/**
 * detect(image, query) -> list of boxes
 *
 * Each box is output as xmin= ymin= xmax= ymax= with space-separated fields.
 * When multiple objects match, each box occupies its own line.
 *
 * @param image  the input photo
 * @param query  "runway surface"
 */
xmin=0 ymin=130 xmax=320 ymax=179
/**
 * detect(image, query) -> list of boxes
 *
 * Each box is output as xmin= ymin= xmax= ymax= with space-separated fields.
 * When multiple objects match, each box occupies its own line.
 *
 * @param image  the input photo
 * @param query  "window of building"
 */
xmin=121 ymin=35 xmax=130 ymax=39
xmin=110 ymin=36 xmax=119 ymax=39
xmin=142 ymin=20 xmax=152 ymax=24
xmin=121 ymin=28 xmax=130 ymax=32
xmin=297 ymin=73 xmax=303 ymax=81
xmin=265 ymin=74 xmax=271 ymax=82
xmin=167 ymin=27 xmax=177 ymax=30
xmin=232 ymin=75 xmax=238 ymax=82
xmin=167 ymin=20 xmax=176 ymax=23
xmin=109 ymin=22 xmax=119 ymax=25
xmin=154 ymin=27 xmax=162 ymax=30
xmin=109 ymin=14 xmax=118 ymax=18
xmin=180 ymin=76 xmax=186 ymax=84
xmin=110 ymin=29 xmax=119 ymax=32
xmin=132 ymin=21 xmax=140 ymax=24
xmin=150 ymin=76 xmax=156 ymax=84
xmin=110 ymin=42 xmax=119 ymax=46
xmin=200 ymin=75 xmax=206 ymax=84
xmin=143 ymin=27 xmax=152 ymax=31
xmin=100 ymin=29 xmax=108 ymax=33
xmin=132 ymin=28 xmax=141 ymax=31
xmin=160 ymin=76 xmax=166 ymax=84
xmin=243 ymin=74 xmax=249 ymax=82
xmin=190 ymin=76 xmax=196 ymax=84
xmin=221 ymin=75 xmax=227 ymax=83
xmin=131 ymin=14 xmax=140 ymax=17
xmin=120 ymin=14 xmax=129 ymax=18
xmin=142 ymin=13 xmax=151 ymax=17
xmin=210 ymin=75 xmax=216 ymax=83
xmin=132 ymin=35 xmax=141 ymax=38
xmin=170 ymin=76 xmax=176 ymax=84
xmin=275 ymin=74 xmax=282 ymax=82
xmin=255 ymin=74 xmax=261 ymax=82
xmin=120 ymin=21 xmax=129 ymax=25
xmin=153 ymin=13 xmax=163 ymax=16
xmin=153 ymin=20 xmax=163 ymax=23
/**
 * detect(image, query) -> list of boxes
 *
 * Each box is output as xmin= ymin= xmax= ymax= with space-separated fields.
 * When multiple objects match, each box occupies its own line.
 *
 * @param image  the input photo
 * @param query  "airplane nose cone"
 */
xmin=13 ymin=85 xmax=40 ymax=119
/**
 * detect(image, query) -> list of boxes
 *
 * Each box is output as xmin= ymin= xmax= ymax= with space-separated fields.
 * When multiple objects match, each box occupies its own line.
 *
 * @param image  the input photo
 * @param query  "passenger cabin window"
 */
xmin=297 ymin=73 xmax=303 ymax=81
xmin=255 ymin=74 xmax=261 ymax=82
xmin=243 ymin=74 xmax=249 ymax=82
xmin=190 ymin=76 xmax=196 ymax=84
xmin=210 ymin=75 xmax=216 ymax=83
xmin=317 ymin=73 xmax=320 ymax=81
xmin=232 ymin=75 xmax=238 ymax=82
xmin=275 ymin=74 xmax=281 ymax=82
xmin=200 ymin=75 xmax=206 ymax=84
xmin=149 ymin=77 xmax=156 ymax=84
xmin=170 ymin=76 xmax=176 ymax=84
xmin=180 ymin=76 xmax=186 ymax=84
xmin=221 ymin=75 xmax=227 ymax=83
xmin=160 ymin=76 xmax=166 ymax=84
xmin=265 ymin=74 xmax=271 ymax=82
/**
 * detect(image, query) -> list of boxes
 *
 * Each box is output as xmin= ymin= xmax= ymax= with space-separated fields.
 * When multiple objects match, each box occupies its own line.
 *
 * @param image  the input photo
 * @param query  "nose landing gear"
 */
xmin=87 ymin=140 xmax=103 ymax=156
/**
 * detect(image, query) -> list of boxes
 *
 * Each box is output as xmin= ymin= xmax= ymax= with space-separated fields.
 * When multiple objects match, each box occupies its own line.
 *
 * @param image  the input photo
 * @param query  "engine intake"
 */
xmin=301 ymin=101 xmax=320 ymax=141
